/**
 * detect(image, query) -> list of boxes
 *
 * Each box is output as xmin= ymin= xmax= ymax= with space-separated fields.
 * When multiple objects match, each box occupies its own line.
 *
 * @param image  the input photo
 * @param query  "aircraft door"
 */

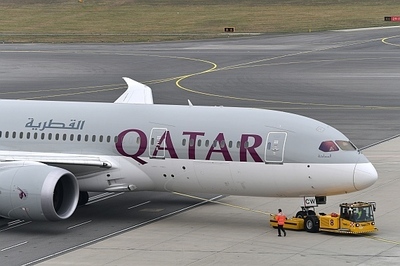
xmin=265 ymin=132 xmax=287 ymax=163
xmin=149 ymin=128 xmax=167 ymax=159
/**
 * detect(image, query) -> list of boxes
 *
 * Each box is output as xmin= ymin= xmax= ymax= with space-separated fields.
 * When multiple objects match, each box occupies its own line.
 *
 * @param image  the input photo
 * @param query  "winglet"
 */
xmin=114 ymin=77 xmax=154 ymax=104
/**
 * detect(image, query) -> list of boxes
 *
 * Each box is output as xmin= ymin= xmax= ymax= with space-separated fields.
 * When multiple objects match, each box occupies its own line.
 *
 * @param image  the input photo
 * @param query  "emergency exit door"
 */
xmin=149 ymin=128 xmax=167 ymax=159
xmin=264 ymin=132 xmax=287 ymax=163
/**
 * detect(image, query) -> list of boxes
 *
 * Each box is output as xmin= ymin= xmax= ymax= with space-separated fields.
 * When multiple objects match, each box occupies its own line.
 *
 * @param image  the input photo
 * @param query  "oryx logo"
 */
xmin=16 ymin=187 xmax=28 ymax=200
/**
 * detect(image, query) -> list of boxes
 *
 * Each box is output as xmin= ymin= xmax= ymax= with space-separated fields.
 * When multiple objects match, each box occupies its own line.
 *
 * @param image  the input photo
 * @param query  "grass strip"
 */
xmin=0 ymin=0 xmax=398 ymax=43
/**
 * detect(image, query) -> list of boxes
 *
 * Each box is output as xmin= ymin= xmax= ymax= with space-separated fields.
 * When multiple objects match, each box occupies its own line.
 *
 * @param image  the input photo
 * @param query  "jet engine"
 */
xmin=0 ymin=161 xmax=79 ymax=221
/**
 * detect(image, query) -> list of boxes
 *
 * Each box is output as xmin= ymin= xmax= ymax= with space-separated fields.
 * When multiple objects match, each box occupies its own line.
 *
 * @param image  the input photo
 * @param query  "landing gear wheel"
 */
xmin=307 ymin=210 xmax=316 ymax=216
xmin=78 ymin=191 xmax=89 ymax=206
xmin=296 ymin=211 xmax=307 ymax=218
xmin=304 ymin=215 xmax=319 ymax=233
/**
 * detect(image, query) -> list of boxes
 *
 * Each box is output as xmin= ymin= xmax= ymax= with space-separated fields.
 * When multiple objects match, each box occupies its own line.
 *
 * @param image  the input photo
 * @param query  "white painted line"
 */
xmin=86 ymin=192 xmax=124 ymax=205
xmin=334 ymin=26 xmax=400 ymax=32
xmin=128 ymin=201 xmax=151 ymax=210
xmin=1 ymin=241 xmax=28 ymax=252
xmin=0 ymin=221 xmax=32 ymax=232
xmin=67 ymin=220 xmax=92 ymax=230
xmin=88 ymin=192 xmax=114 ymax=201
xmin=22 ymin=195 xmax=224 ymax=266
xmin=7 ymin=219 xmax=24 ymax=226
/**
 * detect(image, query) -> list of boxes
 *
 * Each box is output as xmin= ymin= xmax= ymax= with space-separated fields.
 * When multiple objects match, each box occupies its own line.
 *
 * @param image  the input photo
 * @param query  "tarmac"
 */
xmin=37 ymin=136 xmax=400 ymax=265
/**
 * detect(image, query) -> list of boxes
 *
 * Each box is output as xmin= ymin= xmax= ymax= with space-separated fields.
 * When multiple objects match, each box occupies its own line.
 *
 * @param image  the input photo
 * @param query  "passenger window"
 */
xmin=48 ymin=133 xmax=52 ymax=140
xmin=319 ymin=141 xmax=339 ymax=152
xmin=220 ymin=140 xmax=225 ymax=148
xmin=70 ymin=134 xmax=74 ymax=141
xmin=182 ymin=139 xmax=186 ymax=146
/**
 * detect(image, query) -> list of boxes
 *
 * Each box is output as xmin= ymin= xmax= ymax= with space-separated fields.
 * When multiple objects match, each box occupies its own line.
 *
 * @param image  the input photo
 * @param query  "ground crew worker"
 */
xmin=275 ymin=209 xmax=287 ymax=237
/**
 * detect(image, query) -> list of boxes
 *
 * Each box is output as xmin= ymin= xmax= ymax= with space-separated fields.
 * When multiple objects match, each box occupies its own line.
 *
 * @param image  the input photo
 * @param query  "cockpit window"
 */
xmin=319 ymin=140 xmax=357 ymax=152
xmin=319 ymin=141 xmax=339 ymax=152
xmin=335 ymin=140 xmax=357 ymax=151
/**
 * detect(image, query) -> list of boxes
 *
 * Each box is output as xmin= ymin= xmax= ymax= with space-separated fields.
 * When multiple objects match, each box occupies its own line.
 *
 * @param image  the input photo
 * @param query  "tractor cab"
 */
xmin=340 ymin=202 xmax=376 ymax=223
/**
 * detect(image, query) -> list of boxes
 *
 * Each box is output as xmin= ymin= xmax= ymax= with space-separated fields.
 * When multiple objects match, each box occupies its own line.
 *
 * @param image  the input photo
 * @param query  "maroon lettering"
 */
xmin=116 ymin=129 xmax=148 ymax=164
xmin=152 ymin=131 xmax=178 ymax=158
xmin=240 ymin=134 xmax=263 ymax=162
xmin=205 ymin=133 xmax=233 ymax=161
xmin=183 ymin=131 xmax=205 ymax=159
xmin=116 ymin=129 xmax=265 ymax=164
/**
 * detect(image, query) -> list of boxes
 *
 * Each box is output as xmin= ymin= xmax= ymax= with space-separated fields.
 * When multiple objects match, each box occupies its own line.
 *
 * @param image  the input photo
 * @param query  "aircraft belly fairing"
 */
xmin=157 ymin=160 xmax=360 ymax=197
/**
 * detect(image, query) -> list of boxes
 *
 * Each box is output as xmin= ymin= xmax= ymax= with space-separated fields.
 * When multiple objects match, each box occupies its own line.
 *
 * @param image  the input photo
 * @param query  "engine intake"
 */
xmin=0 ymin=161 xmax=79 ymax=221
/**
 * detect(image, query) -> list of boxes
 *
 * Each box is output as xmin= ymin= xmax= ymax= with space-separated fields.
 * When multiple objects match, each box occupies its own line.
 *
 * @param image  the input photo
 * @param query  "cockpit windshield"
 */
xmin=319 ymin=141 xmax=339 ymax=152
xmin=319 ymin=140 xmax=357 ymax=152
xmin=335 ymin=140 xmax=357 ymax=151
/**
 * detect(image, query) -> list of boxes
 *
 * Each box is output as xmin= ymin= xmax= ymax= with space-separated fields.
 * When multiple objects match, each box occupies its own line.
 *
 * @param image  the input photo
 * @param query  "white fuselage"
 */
xmin=0 ymin=99 xmax=377 ymax=198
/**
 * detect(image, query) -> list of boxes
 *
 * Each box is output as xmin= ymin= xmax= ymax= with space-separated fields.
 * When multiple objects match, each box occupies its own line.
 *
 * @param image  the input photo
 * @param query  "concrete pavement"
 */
xmin=37 ymin=137 xmax=400 ymax=265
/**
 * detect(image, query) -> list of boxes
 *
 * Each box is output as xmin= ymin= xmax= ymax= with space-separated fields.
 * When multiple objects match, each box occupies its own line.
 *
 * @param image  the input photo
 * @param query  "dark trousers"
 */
xmin=278 ymin=224 xmax=286 ymax=236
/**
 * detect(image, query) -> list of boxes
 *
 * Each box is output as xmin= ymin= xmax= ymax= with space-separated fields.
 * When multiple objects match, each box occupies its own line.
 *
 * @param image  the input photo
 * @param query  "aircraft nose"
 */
xmin=353 ymin=162 xmax=378 ymax=191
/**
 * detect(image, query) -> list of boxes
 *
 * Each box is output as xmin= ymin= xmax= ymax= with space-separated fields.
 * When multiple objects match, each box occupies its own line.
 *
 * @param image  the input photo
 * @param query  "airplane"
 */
xmin=0 ymin=77 xmax=378 ymax=221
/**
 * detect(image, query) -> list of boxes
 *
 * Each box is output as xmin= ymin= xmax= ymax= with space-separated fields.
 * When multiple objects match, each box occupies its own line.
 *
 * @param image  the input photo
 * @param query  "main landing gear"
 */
xmin=295 ymin=196 xmax=326 ymax=233
xmin=295 ymin=206 xmax=316 ymax=219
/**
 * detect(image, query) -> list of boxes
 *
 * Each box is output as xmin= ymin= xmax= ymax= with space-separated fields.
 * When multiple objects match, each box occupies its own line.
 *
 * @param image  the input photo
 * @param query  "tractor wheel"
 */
xmin=304 ymin=215 xmax=320 ymax=233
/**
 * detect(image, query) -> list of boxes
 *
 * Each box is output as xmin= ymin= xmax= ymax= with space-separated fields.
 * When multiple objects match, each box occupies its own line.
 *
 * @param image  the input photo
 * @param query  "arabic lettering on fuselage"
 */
xmin=115 ymin=129 xmax=265 ymax=165
xmin=25 ymin=118 xmax=85 ymax=131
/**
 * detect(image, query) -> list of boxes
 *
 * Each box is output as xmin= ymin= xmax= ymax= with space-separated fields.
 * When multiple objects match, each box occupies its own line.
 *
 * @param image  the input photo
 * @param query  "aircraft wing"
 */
xmin=114 ymin=77 xmax=154 ymax=104
xmin=0 ymin=151 xmax=112 ymax=177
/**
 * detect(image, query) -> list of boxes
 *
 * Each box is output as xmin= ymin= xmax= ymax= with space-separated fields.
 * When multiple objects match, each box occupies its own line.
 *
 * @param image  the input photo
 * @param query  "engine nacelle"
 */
xmin=0 ymin=161 xmax=79 ymax=221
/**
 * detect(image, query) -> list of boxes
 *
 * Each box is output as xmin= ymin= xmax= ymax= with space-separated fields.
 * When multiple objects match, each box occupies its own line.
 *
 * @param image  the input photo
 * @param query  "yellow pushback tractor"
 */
xmin=270 ymin=198 xmax=377 ymax=234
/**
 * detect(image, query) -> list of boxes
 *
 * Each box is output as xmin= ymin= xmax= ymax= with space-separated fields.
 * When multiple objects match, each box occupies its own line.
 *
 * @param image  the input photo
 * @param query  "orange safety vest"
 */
xmin=275 ymin=212 xmax=286 ymax=225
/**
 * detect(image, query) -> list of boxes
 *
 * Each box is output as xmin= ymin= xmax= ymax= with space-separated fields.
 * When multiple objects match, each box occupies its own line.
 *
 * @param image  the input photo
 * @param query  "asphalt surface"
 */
xmin=38 ymin=139 xmax=400 ymax=265
xmin=0 ymin=26 xmax=399 ymax=265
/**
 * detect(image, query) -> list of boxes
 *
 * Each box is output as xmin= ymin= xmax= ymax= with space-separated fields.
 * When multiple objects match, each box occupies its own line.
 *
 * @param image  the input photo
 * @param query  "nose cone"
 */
xmin=353 ymin=162 xmax=378 ymax=191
